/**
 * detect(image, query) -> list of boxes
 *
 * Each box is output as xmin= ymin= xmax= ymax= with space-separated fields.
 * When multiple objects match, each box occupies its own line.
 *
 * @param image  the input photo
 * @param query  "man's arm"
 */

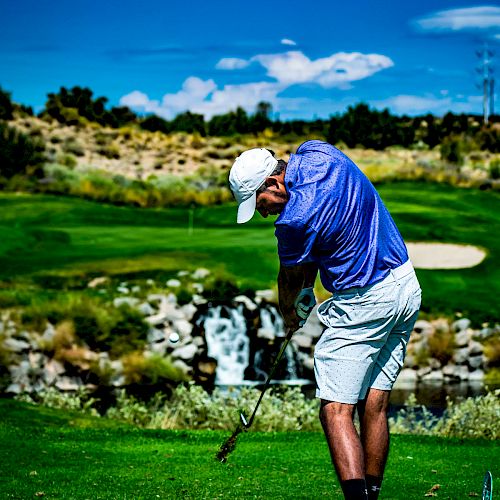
xmin=278 ymin=262 xmax=318 ymax=330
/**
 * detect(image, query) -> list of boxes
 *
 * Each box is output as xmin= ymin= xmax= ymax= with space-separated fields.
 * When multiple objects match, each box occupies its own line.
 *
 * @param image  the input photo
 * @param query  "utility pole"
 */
xmin=476 ymin=43 xmax=495 ymax=124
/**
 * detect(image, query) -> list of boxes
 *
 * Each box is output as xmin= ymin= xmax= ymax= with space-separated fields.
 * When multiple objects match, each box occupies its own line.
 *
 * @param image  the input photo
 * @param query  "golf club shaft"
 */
xmin=245 ymin=327 xmax=295 ymax=428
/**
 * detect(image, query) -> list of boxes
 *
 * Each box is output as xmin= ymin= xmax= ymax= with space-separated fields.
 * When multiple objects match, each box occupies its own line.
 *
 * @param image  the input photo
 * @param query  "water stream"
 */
xmin=202 ymin=303 xmax=301 ymax=385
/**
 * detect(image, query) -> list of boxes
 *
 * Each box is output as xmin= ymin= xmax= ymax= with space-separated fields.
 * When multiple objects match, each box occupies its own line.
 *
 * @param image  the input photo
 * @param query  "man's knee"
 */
xmin=360 ymin=389 xmax=390 ymax=419
xmin=320 ymin=399 xmax=356 ymax=425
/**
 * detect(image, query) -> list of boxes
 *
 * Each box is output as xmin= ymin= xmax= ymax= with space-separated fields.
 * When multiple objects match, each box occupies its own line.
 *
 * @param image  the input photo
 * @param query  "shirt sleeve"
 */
xmin=275 ymin=221 xmax=318 ymax=266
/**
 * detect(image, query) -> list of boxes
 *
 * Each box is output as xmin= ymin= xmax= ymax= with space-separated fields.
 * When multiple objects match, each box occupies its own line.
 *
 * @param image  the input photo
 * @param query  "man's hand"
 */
xmin=294 ymin=287 xmax=317 ymax=327
xmin=277 ymin=263 xmax=318 ymax=331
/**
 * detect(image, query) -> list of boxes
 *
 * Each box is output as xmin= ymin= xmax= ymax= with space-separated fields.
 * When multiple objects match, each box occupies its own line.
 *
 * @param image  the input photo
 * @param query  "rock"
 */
xmin=180 ymin=303 xmax=197 ymax=321
xmin=147 ymin=327 xmax=166 ymax=343
xmin=429 ymin=358 xmax=441 ymax=370
xmin=55 ymin=376 xmax=82 ymax=391
xmin=255 ymin=289 xmax=275 ymax=302
xmin=301 ymin=356 xmax=315 ymax=372
xmin=6 ymin=383 xmax=24 ymax=394
xmin=468 ymin=354 xmax=485 ymax=370
xmin=137 ymin=302 xmax=156 ymax=316
xmin=454 ymin=329 xmax=471 ymax=347
xmin=173 ymin=319 xmax=193 ymax=337
xmin=166 ymin=279 xmax=181 ymax=288
xmin=87 ymin=276 xmax=109 ymax=288
xmin=0 ymin=320 xmax=4 ymax=334
xmin=421 ymin=370 xmax=444 ymax=383
xmin=116 ymin=286 xmax=129 ymax=294
xmin=131 ymin=285 xmax=141 ymax=293
xmin=172 ymin=359 xmax=192 ymax=376
xmin=172 ymin=344 xmax=198 ymax=361
xmin=413 ymin=320 xmax=434 ymax=338
xmin=177 ymin=270 xmax=190 ymax=278
xmin=417 ymin=366 xmax=431 ymax=379
xmin=192 ymin=336 xmax=205 ymax=348
xmin=42 ymin=323 xmax=56 ymax=343
xmin=397 ymin=368 xmax=418 ymax=383
xmin=234 ymin=295 xmax=258 ymax=311
xmin=403 ymin=354 xmax=417 ymax=369
xmin=3 ymin=337 xmax=30 ymax=352
xmin=113 ymin=297 xmax=139 ymax=308
xmin=292 ymin=334 xmax=312 ymax=350
xmin=192 ymin=283 xmax=203 ymax=293
xmin=192 ymin=268 xmax=210 ymax=280
xmin=43 ymin=359 xmax=65 ymax=385
xmin=477 ymin=327 xmax=493 ymax=339
xmin=453 ymin=347 xmax=469 ymax=365
xmin=469 ymin=370 xmax=484 ymax=382
xmin=452 ymin=318 xmax=471 ymax=333
xmin=28 ymin=352 xmax=46 ymax=370
xmin=469 ymin=341 xmax=483 ymax=356
xmin=145 ymin=313 xmax=169 ymax=326
xmin=456 ymin=365 xmax=470 ymax=381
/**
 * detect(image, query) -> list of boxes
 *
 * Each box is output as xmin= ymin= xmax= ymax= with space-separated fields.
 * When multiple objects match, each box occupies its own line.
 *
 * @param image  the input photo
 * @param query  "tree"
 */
xmin=0 ymin=87 xmax=14 ymax=120
xmin=0 ymin=122 xmax=46 ymax=179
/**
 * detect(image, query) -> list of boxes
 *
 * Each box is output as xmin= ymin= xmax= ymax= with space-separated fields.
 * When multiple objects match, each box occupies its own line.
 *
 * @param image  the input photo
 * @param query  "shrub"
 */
xmin=433 ymin=390 xmax=500 ymax=440
xmin=121 ymin=352 xmax=188 ymax=385
xmin=390 ymin=390 xmax=500 ymax=440
xmin=490 ymin=158 xmax=500 ymax=180
xmin=0 ymin=122 xmax=46 ymax=179
xmin=427 ymin=329 xmax=455 ymax=365
xmin=17 ymin=387 xmax=99 ymax=416
xmin=440 ymin=136 xmax=464 ymax=165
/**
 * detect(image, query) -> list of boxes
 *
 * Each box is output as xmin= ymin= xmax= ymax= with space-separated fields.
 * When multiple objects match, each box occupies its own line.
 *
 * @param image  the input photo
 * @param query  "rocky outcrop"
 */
xmin=1 ymin=274 xmax=498 ymax=395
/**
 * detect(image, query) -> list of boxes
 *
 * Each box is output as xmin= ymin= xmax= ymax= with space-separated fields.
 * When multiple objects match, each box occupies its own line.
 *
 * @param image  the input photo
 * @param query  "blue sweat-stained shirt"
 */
xmin=275 ymin=140 xmax=408 ymax=292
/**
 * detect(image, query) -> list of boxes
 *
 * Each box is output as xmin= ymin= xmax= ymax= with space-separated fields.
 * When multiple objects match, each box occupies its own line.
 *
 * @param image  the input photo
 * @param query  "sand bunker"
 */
xmin=407 ymin=243 xmax=486 ymax=269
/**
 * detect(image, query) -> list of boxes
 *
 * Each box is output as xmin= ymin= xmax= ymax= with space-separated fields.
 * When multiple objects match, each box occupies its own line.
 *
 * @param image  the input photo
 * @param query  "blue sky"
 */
xmin=1 ymin=0 xmax=499 ymax=120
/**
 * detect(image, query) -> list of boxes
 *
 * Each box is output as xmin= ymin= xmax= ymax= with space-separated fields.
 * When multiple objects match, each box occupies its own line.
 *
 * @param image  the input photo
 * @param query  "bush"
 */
xmin=440 ymin=136 xmax=464 ymax=165
xmin=390 ymin=390 xmax=500 ymax=440
xmin=0 ymin=122 xmax=46 ymax=179
xmin=21 ymin=296 xmax=149 ymax=357
xmin=121 ymin=352 xmax=188 ymax=385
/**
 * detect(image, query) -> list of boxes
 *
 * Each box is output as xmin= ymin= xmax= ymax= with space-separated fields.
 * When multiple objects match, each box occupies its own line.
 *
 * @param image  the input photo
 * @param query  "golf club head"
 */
xmin=239 ymin=412 xmax=249 ymax=428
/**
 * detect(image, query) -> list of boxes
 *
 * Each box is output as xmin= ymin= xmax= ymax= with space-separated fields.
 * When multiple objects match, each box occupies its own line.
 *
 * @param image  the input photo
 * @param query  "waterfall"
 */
xmin=201 ymin=302 xmax=303 ymax=384
xmin=203 ymin=304 xmax=249 ymax=384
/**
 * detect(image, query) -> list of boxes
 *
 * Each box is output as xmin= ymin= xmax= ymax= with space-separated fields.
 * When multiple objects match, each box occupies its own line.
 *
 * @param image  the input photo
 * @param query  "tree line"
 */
xmin=1 ymin=85 xmax=499 ymax=152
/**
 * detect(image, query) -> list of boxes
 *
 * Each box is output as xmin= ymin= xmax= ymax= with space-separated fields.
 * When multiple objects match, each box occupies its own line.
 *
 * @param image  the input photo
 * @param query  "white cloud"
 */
xmin=215 ymin=57 xmax=250 ymax=70
xmin=121 ymin=49 xmax=394 ymax=118
xmin=281 ymin=38 xmax=297 ymax=46
xmin=124 ymin=78 xmax=287 ymax=119
xmin=372 ymin=94 xmax=482 ymax=116
xmin=414 ymin=6 xmax=500 ymax=31
xmin=119 ymin=90 xmax=160 ymax=113
xmin=252 ymin=51 xmax=393 ymax=87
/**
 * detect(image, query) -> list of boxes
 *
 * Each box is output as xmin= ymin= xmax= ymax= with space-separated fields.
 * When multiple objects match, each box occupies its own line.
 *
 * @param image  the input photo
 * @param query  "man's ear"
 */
xmin=264 ymin=176 xmax=280 ymax=189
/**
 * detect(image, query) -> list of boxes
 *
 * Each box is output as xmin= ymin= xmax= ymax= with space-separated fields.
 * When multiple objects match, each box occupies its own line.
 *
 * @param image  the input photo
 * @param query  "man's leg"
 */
xmin=320 ymin=400 xmax=368 ymax=499
xmin=357 ymin=388 xmax=391 ymax=499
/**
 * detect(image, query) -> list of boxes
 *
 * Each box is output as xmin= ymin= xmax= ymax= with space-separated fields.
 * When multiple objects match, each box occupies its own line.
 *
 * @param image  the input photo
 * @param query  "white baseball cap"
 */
xmin=229 ymin=148 xmax=278 ymax=223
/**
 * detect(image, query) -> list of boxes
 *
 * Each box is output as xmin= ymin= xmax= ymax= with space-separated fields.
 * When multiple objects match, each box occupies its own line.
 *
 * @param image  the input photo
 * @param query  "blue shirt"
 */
xmin=275 ymin=140 xmax=408 ymax=292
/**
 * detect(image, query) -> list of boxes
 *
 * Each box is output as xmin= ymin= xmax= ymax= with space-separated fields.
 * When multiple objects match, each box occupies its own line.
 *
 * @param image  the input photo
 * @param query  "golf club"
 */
xmin=216 ymin=327 xmax=296 ymax=463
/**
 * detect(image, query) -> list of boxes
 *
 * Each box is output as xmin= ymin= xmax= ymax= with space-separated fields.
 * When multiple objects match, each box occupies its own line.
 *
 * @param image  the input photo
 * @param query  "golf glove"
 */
xmin=294 ymin=287 xmax=316 ymax=327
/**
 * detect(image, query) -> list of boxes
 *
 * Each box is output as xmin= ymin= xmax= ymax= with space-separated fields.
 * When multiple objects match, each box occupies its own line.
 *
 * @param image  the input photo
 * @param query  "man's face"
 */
xmin=255 ymin=186 xmax=288 ymax=218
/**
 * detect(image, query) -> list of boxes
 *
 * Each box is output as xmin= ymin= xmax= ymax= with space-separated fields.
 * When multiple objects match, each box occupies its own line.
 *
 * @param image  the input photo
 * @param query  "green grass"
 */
xmin=0 ymin=399 xmax=497 ymax=499
xmin=1 ymin=182 xmax=500 ymax=322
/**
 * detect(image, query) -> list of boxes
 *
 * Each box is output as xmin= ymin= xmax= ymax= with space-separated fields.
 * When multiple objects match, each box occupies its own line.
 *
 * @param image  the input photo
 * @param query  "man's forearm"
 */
xmin=278 ymin=262 xmax=318 ymax=330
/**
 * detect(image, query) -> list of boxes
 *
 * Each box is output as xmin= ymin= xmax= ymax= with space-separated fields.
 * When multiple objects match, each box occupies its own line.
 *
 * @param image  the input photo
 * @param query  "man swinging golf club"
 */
xmin=229 ymin=141 xmax=421 ymax=500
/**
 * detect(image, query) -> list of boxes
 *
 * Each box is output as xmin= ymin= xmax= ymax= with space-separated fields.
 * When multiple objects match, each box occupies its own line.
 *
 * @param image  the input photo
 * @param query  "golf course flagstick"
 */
xmin=482 ymin=471 xmax=493 ymax=500
xmin=216 ymin=327 xmax=296 ymax=463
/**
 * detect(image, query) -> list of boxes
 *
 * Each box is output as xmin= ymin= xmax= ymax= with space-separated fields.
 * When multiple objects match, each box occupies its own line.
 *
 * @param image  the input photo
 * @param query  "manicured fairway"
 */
xmin=0 ymin=399 xmax=498 ymax=499
xmin=0 ymin=182 xmax=499 ymax=321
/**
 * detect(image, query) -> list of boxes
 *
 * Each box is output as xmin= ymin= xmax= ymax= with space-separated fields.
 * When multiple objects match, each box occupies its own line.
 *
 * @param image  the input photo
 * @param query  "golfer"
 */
xmin=229 ymin=141 xmax=421 ymax=500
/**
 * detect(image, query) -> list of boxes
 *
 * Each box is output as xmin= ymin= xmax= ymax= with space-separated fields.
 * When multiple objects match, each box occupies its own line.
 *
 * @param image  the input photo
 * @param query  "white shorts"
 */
xmin=314 ymin=260 xmax=421 ymax=404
